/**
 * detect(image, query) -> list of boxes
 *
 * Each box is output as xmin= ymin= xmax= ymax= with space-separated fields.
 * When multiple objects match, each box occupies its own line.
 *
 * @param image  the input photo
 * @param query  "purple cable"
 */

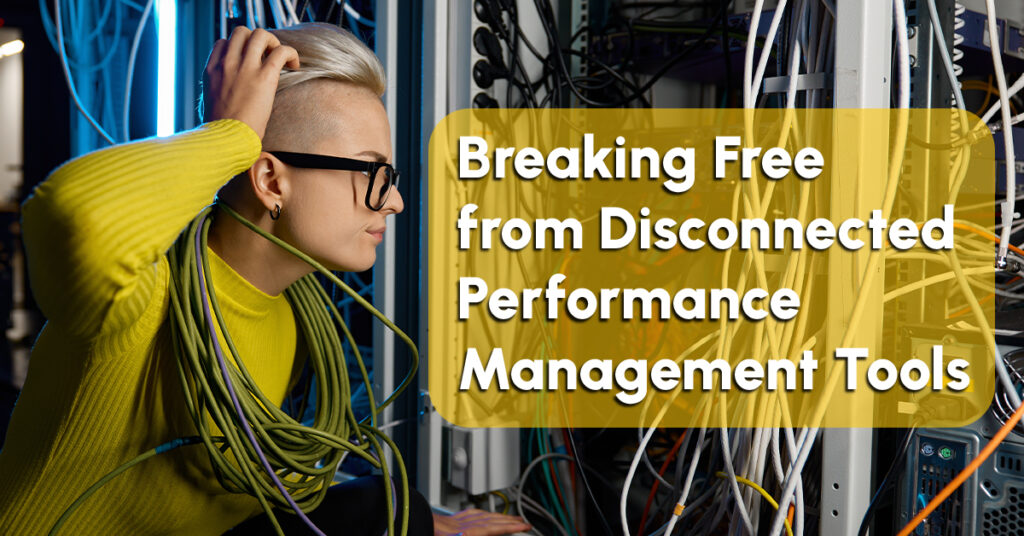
xmin=194 ymin=214 xmax=327 ymax=536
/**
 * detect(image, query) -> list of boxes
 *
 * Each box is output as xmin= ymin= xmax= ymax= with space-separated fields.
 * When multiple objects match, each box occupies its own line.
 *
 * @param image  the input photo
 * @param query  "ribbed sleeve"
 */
xmin=0 ymin=118 xmax=301 ymax=533
xmin=21 ymin=119 xmax=261 ymax=337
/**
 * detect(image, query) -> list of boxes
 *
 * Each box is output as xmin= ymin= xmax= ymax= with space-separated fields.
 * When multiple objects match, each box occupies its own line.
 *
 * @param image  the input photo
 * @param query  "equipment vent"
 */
xmin=982 ymin=487 xmax=1023 ymax=536
xmin=921 ymin=463 xmax=963 ymax=534
xmin=997 ymin=454 xmax=1024 ymax=476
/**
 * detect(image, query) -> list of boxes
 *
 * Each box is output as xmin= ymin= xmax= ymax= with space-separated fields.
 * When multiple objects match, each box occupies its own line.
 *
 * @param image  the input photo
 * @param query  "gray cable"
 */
xmin=719 ymin=426 xmax=754 ymax=535
xmin=515 ymin=452 xmax=577 ymax=536
xmin=924 ymin=0 xmax=967 ymax=110
xmin=517 ymin=491 xmax=570 ymax=536
xmin=638 ymin=427 xmax=676 ymax=491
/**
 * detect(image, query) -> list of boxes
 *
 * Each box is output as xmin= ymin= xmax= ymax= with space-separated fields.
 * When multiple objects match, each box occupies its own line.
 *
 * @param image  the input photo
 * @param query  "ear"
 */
xmin=248 ymin=152 xmax=291 ymax=212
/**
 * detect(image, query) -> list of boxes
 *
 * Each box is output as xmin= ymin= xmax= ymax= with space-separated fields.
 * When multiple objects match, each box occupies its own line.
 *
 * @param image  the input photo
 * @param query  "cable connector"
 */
xmin=998 ymin=255 xmax=1024 ymax=273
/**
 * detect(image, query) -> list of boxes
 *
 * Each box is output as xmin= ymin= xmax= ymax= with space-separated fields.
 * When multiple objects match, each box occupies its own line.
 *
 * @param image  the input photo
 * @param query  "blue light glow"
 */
xmin=156 ymin=0 xmax=176 ymax=136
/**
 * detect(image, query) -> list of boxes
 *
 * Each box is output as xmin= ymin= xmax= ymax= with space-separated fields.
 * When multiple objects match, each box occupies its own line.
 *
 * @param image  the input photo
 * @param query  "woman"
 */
xmin=0 ymin=22 xmax=529 ymax=536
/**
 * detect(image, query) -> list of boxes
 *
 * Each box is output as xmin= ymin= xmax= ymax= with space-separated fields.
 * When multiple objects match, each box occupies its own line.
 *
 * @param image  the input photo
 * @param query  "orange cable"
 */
xmin=947 ymin=292 xmax=995 ymax=319
xmin=897 ymin=394 xmax=1024 ymax=536
xmin=952 ymin=222 xmax=1024 ymax=257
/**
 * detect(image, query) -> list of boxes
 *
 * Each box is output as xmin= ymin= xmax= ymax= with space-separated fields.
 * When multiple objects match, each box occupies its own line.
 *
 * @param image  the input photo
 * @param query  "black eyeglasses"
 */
xmin=269 ymin=151 xmax=400 ymax=211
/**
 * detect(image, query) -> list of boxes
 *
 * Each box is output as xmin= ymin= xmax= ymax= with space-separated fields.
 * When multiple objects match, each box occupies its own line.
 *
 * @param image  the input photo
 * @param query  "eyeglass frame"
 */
xmin=268 ymin=151 xmax=401 ymax=211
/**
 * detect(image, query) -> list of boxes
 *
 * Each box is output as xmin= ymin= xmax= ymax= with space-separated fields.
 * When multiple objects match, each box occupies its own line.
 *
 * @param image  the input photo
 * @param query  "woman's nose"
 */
xmin=381 ymin=186 xmax=404 ymax=215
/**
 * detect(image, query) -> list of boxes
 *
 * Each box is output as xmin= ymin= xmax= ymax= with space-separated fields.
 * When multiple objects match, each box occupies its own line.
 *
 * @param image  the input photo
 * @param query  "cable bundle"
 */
xmin=166 ymin=203 xmax=416 ymax=536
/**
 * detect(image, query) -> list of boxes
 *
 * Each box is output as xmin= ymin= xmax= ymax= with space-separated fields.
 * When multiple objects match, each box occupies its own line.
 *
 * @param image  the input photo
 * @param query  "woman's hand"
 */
xmin=433 ymin=509 xmax=532 ymax=536
xmin=202 ymin=26 xmax=300 ymax=139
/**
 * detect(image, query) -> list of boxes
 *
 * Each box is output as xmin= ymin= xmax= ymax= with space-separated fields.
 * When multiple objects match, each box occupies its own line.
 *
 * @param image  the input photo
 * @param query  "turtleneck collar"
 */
xmin=207 ymin=246 xmax=287 ymax=318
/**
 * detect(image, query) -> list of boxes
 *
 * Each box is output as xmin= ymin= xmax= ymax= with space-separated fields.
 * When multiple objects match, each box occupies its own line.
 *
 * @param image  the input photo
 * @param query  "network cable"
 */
xmin=983 ymin=0 xmax=1018 ymax=265
xmin=49 ymin=201 xmax=420 ymax=535
xmin=52 ymin=0 xmax=118 ymax=145
xmin=713 ymin=472 xmax=794 ymax=536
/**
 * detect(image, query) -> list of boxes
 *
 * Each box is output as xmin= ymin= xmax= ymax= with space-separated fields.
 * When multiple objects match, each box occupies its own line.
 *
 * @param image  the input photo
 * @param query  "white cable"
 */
xmin=768 ymin=427 xmax=819 ymax=536
xmin=787 ymin=42 xmax=802 ymax=115
xmin=253 ymin=0 xmax=265 ymax=28
xmin=795 ymin=0 xmax=810 ymax=75
xmin=376 ymin=418 xmax=406 ymax=431
xmin=981 ymin=74 xmax=1024 ymax=125
xmin=282 ymin=0 xmax=300 ymax=26
xmin=719 ymin=426 xmax=755 ymax=535
xmin=342 ymin=1 xmax=376 ymax=28
xmin=995 ymin=288 xmax=1024 ymax=300
xmin=770 ymin=430 xmax=785 ymax=504
xmin=743 ymin=0 xmax=765 ymax=108
xmin=621 ymin=425 xmax=659 ymax=536
xmin=626 ymin=392 xmax=712 ymax=534
xmin=637 ymin=427 xmax=675 ymax=491
xmin=751 ymin=0 xmax=791 ymax=105
xmin=986 ymin=0 xmax=1017 ymax=263
xmin=729 ymin=429 xmax=753 ymax=536
xmin=924 ymin=0 xmax=967 ymax=110
xmin=748 ymin=428 xmax=773 ymax=530
xmin=122 ymin=0 xmax=155 ymax=142
xmin=772 ymin=429 xmax=805 ymax=536
xmin=664 ymin=426 xmax=709 ymax=536
xmin=54 ymin=0 xmax=116 ymax=145
xmin=736 ymin=428 xmax=757 ymax=531
xmin=1005 ymin=112 xmax=1024 ymax=129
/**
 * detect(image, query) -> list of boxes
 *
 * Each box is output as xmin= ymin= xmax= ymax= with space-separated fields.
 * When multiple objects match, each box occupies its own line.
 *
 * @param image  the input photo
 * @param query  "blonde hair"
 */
xmin=270 ymin=23 xmax=385 ymax=97
xmin=258 ymin=23 xmax=387 ymax=151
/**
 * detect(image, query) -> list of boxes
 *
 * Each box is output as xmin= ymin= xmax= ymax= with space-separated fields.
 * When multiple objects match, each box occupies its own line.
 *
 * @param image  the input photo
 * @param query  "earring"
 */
xmin=270 ymin=204 xmax=281 ymax=220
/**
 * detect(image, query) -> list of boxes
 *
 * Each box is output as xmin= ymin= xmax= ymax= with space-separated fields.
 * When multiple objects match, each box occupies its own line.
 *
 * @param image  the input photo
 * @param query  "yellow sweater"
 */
xmin=0 ymin=120 xmax=300 ymax=534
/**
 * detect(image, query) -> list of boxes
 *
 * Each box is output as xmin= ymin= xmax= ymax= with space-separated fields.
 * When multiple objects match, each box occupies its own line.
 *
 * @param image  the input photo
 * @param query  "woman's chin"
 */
xmin=320 ymin=254 xmax=376 ymax=273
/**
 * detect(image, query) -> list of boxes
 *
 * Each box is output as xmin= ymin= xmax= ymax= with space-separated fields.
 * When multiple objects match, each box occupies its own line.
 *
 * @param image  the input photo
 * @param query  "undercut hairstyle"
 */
xmin=261 ymin=23 xmax=387 ymax=150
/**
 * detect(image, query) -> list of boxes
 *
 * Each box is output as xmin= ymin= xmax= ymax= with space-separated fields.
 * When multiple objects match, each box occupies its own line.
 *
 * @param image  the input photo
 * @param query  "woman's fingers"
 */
xmin=200 ymin=26 xmax=299 ymax=138
xmin=221 ymin=25 xmax=251 ymax=71
xmin=240 ymin=28 xmax=280 ymax=69
xmin=205 ymin=38 xmax=228 ymax=72
xmin=263 ymin=44 xmax=300 ymax=73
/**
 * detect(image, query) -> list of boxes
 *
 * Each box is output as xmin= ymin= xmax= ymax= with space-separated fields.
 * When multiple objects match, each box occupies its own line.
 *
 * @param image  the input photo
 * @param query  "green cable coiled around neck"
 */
xmin=166 ymin=202 xmax=418 ymax=535
xmin=50 ymin=202 xmax=419 ymax=535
